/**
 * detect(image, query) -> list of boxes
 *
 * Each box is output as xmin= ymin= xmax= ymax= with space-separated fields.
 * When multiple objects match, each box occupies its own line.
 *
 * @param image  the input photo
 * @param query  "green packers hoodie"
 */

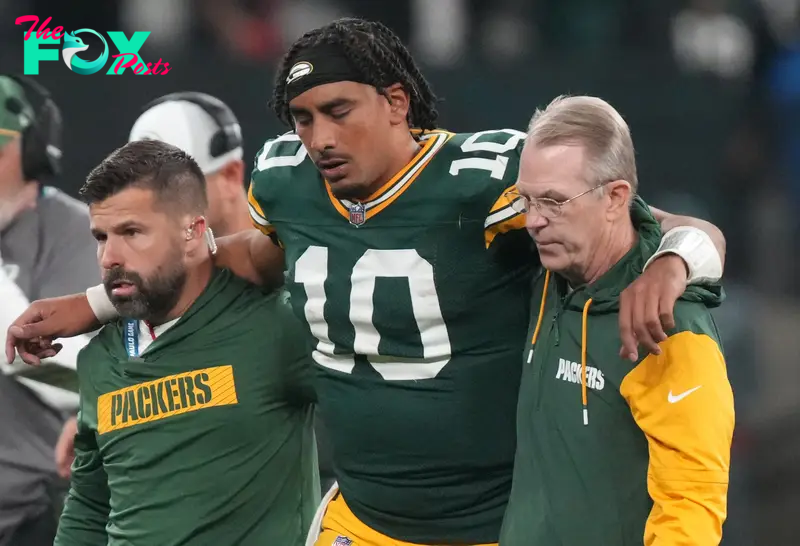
xmin=500 ymin=199 xmax=734 ymax=546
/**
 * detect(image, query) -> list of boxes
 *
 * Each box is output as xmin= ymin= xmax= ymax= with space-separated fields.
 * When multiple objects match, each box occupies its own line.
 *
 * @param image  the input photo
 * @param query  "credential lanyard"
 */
xmin=123 ymin=319 xmax=139 ymax=358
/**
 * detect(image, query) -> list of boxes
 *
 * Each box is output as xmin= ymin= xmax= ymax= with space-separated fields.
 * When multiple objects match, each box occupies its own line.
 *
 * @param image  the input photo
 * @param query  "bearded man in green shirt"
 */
xmin=55 ymin=140 xmax=319 ymax=546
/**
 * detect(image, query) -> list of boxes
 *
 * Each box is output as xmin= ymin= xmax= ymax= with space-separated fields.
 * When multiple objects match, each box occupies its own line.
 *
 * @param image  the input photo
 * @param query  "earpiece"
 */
xmin=184 ymin=218 xmax=216 ymax=255
xmin=205 ymin=227 xmax=217 ymax=255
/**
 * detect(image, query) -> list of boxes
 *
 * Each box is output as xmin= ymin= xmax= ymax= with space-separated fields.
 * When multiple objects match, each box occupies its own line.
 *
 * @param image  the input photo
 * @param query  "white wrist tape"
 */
xmin=85 ymin=284 xmax=119 ymax=323
xmin=644 ymin=226 xmax=723 ymax=285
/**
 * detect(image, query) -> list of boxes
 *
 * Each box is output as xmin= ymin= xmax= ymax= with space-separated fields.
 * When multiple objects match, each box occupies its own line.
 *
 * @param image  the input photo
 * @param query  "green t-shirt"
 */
xmin=56 ymin=269 xmax=320 ymax=546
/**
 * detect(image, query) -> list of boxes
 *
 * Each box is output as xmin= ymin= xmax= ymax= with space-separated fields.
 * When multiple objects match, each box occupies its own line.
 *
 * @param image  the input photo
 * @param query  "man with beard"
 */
xmin=53 ymin=91 xmax=255 ymax=478
xmin=55 ymin=91 xmax=340 ymax=494
xmin=54 ymin=140 xmax=319 ymax=546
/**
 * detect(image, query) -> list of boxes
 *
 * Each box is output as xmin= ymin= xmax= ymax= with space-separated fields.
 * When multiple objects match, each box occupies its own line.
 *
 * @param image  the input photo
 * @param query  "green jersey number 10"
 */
xmin=295 ymin=246 xmax=451 ymax=381
xmin=256 ymin=129 xmax=525 ymax=381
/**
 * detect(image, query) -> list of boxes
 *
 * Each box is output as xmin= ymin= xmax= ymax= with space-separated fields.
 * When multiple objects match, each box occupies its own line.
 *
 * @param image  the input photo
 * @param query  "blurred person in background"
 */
xmin=128 ymin=92 xmax=252 ymax=238
xmin=760 ymin=0 xmax=800 ymax=292
xmin=671 ymin=0 xmax=754 ymax=80
xmin=197 ymin=0 xmax=285 ymax=60
xmin=0 ymin=75 xmax=97 ymax=546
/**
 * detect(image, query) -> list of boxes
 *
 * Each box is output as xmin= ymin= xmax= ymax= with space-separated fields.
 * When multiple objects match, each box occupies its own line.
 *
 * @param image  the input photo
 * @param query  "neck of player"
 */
xmin=364 ymin=133 xmax=422 ymax=198
xmin=566 ymin=221 xmax=637 ymax=287
xmin=150 ymin=258 xmax=213 ymax=326
xmin=216 ymin=194 xmax=254 ymax=237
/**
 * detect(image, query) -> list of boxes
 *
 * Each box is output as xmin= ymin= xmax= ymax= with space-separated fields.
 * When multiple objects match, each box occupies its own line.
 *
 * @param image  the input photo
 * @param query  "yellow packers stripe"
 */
xmin=247 ymin=182 xmax=275 ymax=235
xmin=325 ymin=131 xmax=452 ymax=222
xmin=97 ymin=365 xmax=238 ymax=434
xmin=484 ymin=185 xmax=525 ymax=248
xmin=0 ymin=128 xmax=20 ymax=137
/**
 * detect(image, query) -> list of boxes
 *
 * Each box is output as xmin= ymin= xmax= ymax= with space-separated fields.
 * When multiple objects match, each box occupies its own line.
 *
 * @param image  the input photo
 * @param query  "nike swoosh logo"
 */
xmin=668 ymin=385 xmax=702 ymax=404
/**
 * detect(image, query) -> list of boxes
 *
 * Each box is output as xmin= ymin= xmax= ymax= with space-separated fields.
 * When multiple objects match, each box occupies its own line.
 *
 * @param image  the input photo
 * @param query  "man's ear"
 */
xmin=184 ymin=215 xmax=209 ymax=257
xmin=384 ymin=83 xmax=410 ymax=126
xmin=219 ymin=159 xmax=245 ymax=193
xmin=605 ymin=180 xmax=633 ymax=220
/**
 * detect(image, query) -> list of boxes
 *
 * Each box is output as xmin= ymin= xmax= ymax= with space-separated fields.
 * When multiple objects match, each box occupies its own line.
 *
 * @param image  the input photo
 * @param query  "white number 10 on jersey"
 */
xmin=294 ymin=246 xmax=452 ymax=381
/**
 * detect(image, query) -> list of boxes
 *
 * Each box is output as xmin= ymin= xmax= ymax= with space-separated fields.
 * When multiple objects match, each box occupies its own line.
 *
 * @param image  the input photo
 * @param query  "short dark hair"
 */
xmin=81 ymin=140 xmax=208 ymax=214
xmin=270 ymin=18 xmax=439 ymax=131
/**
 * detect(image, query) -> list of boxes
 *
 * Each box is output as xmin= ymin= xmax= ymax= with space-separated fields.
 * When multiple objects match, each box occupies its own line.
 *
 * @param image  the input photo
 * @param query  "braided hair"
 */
xmin=270 ymin=18 xmax=439 ymax=131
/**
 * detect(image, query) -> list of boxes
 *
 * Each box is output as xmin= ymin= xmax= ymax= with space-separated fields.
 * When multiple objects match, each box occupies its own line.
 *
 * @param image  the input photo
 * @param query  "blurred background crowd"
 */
xmin=1 ymin=0 xmax=798 ymax=544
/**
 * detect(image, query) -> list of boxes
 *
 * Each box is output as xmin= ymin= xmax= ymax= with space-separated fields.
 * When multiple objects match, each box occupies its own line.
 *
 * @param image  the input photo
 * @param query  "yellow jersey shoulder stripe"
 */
xmin=485 ymin=184 xmax=525 ymax=247
xmin=249 ymin=209 xmax=275 ymax=236
xmin=247 ymin=182 xmax=275 ymax=235
xmin=485 ymin=203 xmax=520 ymax=229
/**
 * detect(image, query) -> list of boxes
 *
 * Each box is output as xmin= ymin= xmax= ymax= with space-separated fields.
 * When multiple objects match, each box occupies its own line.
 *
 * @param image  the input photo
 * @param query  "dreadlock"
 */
xmin=270 ymin=18 xmax=439 ymax=131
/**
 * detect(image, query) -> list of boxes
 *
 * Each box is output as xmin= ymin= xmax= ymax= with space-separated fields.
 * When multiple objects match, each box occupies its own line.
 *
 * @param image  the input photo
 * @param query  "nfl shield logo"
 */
xmin=332 ymin=536 xmax=353 ymax=546
xmin=349 ymin=202 xmax=366 ymax=227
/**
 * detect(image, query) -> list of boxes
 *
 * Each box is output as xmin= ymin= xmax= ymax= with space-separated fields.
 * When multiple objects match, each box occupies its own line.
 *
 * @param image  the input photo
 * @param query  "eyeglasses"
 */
xmin=505 ymin=181 xmax=612 ymax=218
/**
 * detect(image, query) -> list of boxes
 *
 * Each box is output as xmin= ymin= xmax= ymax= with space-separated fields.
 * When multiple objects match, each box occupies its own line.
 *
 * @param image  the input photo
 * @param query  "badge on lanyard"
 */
xmin=123 ymin=319 xmax=139 ymax=358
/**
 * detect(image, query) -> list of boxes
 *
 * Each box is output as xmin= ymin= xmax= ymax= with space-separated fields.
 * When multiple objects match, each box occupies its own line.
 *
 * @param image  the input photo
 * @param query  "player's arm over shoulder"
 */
xmin=620 ymin=303 xmax=733 ymax=545
xmin=214 ymin=229 xmax=285 ymax=289
xmin=230 ymin=132 xmax=309 ymax=288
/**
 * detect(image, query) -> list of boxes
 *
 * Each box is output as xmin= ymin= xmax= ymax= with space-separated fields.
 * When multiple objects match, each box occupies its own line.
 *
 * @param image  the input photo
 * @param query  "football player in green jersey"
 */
xmin=7 ymin=18 xmax=726 ymax=546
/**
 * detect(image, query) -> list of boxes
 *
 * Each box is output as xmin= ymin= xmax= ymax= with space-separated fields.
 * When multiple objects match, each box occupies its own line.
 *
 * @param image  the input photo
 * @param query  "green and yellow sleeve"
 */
xmin=484 ymin=184 xmax=526 ymax=248
xmin=55 ymin=409 xmax=111 ymax=546
xmin=620 ymin=331 xmax=734 ymax=546
xmin=247 ymin=181 xmax=276 ymax=237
